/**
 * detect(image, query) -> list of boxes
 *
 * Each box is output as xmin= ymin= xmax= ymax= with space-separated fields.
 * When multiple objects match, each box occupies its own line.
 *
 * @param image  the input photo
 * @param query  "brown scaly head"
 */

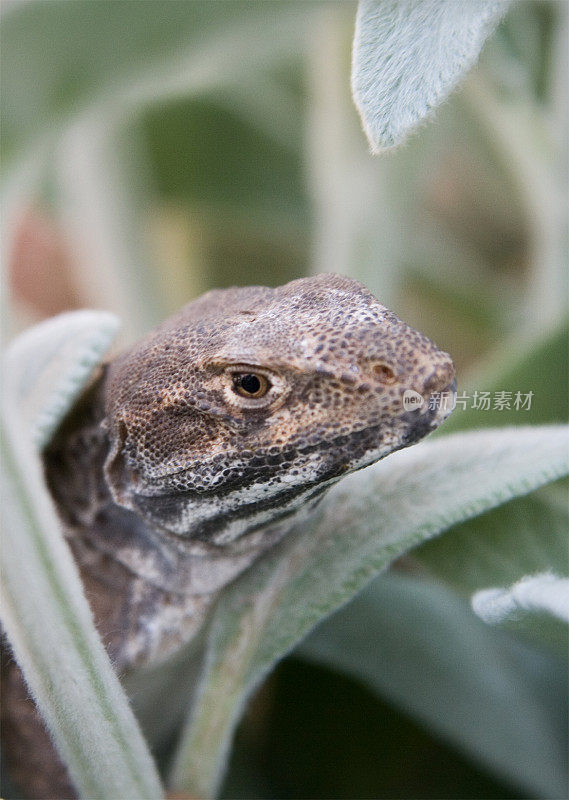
xmin=104 ymin=273 xmax=455 ymax=546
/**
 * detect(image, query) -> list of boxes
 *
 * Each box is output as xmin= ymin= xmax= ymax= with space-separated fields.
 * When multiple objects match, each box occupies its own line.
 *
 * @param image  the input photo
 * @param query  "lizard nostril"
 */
xmin=372 ymin=362 xmax=397 ymax=384
xmin=422 ymin=361 xmax=455 ymax=395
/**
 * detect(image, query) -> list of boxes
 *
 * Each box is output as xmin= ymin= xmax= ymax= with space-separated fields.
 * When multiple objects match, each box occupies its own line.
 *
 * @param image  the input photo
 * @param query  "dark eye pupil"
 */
xmin=239 ymin=374 xmax=261 ymax=395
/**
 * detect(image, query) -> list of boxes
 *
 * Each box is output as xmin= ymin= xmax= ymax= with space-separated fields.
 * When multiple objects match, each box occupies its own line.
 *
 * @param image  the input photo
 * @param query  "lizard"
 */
xmin=1 ymin=273 xmax=456 ymax=799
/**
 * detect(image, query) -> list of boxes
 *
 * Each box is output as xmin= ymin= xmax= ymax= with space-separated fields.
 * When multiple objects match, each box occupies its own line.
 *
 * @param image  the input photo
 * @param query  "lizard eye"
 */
xmin=232 ymin=372 xmax=271 ymax=398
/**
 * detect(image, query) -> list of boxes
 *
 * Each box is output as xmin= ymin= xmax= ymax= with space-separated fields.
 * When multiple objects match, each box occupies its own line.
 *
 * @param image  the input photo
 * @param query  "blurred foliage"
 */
xmin=224 ymin=658 xmax=521 ymax=800
xmin=1 ymin=1 xmax=567 ymax=799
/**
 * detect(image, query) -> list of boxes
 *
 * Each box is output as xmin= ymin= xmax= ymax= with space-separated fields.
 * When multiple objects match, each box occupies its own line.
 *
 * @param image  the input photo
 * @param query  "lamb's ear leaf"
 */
xmin=4 ymin=310 xmax=119 ymax=449
xmin=414 ymin=483 xmax=569 ymax=651
xmin=170 ymin=424 xmax=569 ymax=799
xmin=1 ymin=312 xmax=163 ymax=799
xmin=351 ymin=0 xmax=510 ymax=151
xmin=298 ymin=572 xmax=568 ymax=800
xmin=471 ymin=569 xmax=569 ymax=632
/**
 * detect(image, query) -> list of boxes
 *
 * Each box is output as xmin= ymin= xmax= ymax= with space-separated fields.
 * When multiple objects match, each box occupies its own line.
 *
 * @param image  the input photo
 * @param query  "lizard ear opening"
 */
xmin=104 ymin=418 xmax=138 ymax=510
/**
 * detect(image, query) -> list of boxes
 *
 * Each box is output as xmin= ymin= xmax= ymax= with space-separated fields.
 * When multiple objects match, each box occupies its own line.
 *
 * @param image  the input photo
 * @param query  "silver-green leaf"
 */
xmin=3 ymin=309 xmax=119 ymax=449
xmin=472 ymin=572 xmax=569 ymax=625
xmin=351 ymin=0 xmax=510 ymax=151
xmin=1 ymin=313 xmax=163 ymax=799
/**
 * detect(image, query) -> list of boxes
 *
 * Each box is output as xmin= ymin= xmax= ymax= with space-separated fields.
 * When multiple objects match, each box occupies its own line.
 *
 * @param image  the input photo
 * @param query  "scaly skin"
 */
xmin=2 ymin=274 xmax=455 ymax=798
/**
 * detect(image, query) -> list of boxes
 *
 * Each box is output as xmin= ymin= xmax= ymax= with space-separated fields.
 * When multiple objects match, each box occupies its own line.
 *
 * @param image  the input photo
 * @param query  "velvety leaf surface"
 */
xmin=3 ymin=310 xmax=119 ymax=449
xmin=1 ymin=314 xmax=162 ymax=800
xmin=351 ymin=0 xmax=510 ymax=151
xmin=171 ymin=425 xmax=569 ymax=797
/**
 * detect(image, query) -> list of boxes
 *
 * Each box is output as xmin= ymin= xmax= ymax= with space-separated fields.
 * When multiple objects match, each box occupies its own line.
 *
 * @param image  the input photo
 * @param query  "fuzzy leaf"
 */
xmin=1 ymin=314 xmax=162 ymax=799
xmin=3 ymin=310 xmax=119 ymax=449
xmin=170 ymin=424 xmax=569 ymax=798
xmin=472 ymin=572 xmax=569 ymax=625
xmin=413 ymin=485 xmax=569 ymax=651
xmin=351 ymin=0 xmax=510 ymax=151
xmin=299 ymin=572 xmax=568 ymax=799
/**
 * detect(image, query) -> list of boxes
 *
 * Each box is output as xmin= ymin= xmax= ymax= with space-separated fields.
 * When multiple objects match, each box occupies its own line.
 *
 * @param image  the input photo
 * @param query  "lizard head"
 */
xmin=104 ymin=274 xmax=455 ymax=545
